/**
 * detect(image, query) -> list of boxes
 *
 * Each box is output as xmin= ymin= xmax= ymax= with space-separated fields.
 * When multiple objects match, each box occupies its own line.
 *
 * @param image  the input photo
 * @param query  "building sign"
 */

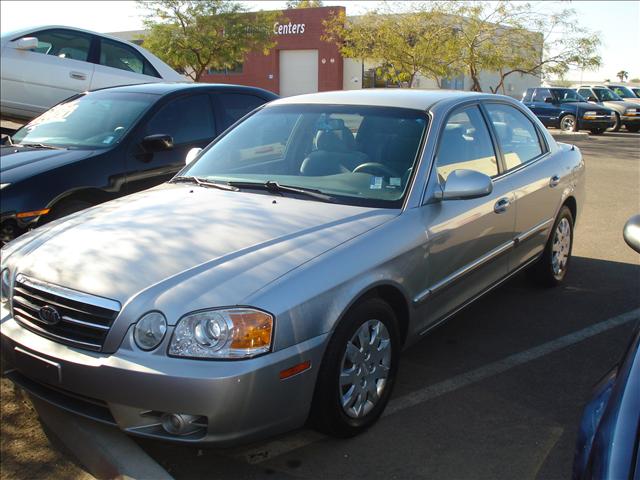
xmin=273 ymin=22 xmax=306 ymax=35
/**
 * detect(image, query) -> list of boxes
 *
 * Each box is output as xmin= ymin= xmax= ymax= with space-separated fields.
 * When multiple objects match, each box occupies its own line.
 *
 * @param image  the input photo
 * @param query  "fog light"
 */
xmin=134 ymin=311 xmax=167 ymax=350
xmin=160 ymin=413 xmax=202 ymax=436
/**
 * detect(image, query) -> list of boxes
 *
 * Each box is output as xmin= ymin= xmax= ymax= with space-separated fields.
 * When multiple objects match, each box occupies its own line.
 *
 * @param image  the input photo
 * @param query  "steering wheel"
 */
xmin=352 ymin=162 xmax=399 ymax=178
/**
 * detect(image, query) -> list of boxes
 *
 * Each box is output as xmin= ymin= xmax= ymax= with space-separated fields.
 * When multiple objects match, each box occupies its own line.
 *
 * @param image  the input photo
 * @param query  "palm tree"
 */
xmin=616 ymin=70 xmax=629 ymax=82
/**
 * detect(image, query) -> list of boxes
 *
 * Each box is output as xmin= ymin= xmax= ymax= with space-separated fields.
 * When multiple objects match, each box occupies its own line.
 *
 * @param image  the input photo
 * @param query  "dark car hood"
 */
xmin=0 ymin=146 xmax=97 ymax=182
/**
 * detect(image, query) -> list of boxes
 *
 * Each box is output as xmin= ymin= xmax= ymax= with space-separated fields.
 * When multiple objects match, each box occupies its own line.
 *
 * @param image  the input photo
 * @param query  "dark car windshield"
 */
xmin=551 ymin=89 xmax=585 ymax=103
xmin=593 ymin=88 xmax=623 ymax=101
xmin=608 ymin=86 xmax=636 ymax=98
xmin=183 ymin=104 xmax=428 ymax=208
xmin=12 ymin=91 xmax=156 ymax=149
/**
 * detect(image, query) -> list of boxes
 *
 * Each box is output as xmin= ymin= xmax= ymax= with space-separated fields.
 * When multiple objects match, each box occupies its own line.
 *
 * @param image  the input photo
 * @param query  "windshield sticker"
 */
xmin=370 ymin=176 xmax=383 ymax=190
xmin=389 ymin=177 xmax=401 ymax=187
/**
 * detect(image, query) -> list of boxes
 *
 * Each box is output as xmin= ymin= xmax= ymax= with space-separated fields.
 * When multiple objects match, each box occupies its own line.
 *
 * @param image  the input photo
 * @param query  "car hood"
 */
xmin=0 ymin=146 xmax=97 ymax=182
xmin=601 ymin=100 xmax=639 ymax=113
xmin=571 ymin=102 xmax=611 ymax=112
xmin=11 ymin=183 xmax=397 ymax=306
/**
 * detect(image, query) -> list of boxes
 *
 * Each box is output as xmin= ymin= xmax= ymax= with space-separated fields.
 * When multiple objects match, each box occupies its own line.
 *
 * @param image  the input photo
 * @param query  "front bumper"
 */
xmin=621 ymin=114 xmax=640 ymax=125
xmin=578 ymin=117 xmax=614 ymax=129
xmin=1 ymin=308 xmax=328 ymax=445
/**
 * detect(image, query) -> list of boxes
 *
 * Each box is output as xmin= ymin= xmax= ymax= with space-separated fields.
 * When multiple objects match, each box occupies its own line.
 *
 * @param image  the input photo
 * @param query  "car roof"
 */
xmin=88 ymin=82 xmax=278 ymax=98
xmin=268 ymin=89 xmax=487 ymax=111
xmin=2 ymin=25 xmax=141 ymax=45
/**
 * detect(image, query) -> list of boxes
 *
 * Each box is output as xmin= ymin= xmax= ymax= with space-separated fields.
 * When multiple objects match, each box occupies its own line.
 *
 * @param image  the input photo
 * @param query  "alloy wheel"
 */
xmin=551 ymin=217 xmax=571 ymax=278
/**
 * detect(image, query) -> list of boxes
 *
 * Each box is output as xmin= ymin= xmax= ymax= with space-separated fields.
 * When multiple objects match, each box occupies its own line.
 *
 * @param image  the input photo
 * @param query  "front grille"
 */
xmin=11 ymin=274 xmax=120 ymax=352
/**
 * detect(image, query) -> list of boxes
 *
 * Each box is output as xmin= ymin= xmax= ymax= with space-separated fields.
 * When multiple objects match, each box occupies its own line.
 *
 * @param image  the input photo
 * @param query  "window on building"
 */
xmin=146 ymin=94 xmax=215 ymax=144
xmin=99 ymin=38 xmax=160 ymax=77
xmin=441 ymin=75 xmax=465 ymax=90
xmin=484 ymin=103 xmax=544 ymax=171
xmin=207 ymin=64 xmax=244 ymax=75
xmin=435 ymin=106 xmax=498 ymax=181
xmin=26 ymin=29 xmax=92 ymax=62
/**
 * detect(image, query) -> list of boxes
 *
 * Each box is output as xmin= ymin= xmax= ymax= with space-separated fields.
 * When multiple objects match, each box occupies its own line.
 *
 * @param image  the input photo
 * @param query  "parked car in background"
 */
xmin=0 ymin=83 xmax=277 ymax=244
xmin=604 ymin=84 xmax=640 ymax=104
xmin=522 ymin=87 xmax=615 ymax=134
xmin=630 ymin=87 xmax=640 ymax=98
xmin=0 ymin=26 xmax=186 ymax=120
xmin=573 ymin=215 xmax=640 ymax=480
xmin=574 ymin=85 xmax=640 ymax=132
xmin=1 ymin=90 xmax=584 ymax=445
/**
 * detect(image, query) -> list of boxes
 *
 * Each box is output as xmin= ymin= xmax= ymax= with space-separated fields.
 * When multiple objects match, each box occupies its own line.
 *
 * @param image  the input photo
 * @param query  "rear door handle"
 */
xmin=69 ymin=71 xmax=86 ymax=80
xmin=494 ymin=197 xmax=511 ymax=214
xmin=549 ymin=175 xmax=560 ymax=188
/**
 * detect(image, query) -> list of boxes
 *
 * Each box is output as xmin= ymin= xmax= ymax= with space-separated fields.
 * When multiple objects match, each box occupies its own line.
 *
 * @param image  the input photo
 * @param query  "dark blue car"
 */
xmin=573 ymin=215 xmax=640 ymax=480
xmin=522 ymin=87 xmax=614 ymax=134
xmin=0 ymin=83 xmax=278 ymax=244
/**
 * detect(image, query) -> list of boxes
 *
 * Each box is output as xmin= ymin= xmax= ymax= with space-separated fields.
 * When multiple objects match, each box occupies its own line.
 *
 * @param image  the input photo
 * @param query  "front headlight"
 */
xmin=1 ymin=269 xmax=10 ymax=307
xmin=583 ymin=111 xmax=597 ymax=119
xmin=625 ymin=108 xmax=637 ymax=115
xmin=169 ymin=308 xmax=273 ymax=359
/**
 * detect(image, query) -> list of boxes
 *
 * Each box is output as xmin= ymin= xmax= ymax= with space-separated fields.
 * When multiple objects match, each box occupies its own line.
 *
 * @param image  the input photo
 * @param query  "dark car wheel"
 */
xmin=560 ymin=114 xmax=576 ymax=132
xmin=608 ymin=113 xmax=621 ymax=132
xmin=47 ymin=199 xmax=93 ymax=222
xmin=531 ymin=206 xmax=574 ymax=287
xmin=310 ymin=298 xmax=400 ymax=438
xmin=590 ymin=128 xmax=605 ymax=135
xmin=626 ymin=125 xmax=640 ymax=133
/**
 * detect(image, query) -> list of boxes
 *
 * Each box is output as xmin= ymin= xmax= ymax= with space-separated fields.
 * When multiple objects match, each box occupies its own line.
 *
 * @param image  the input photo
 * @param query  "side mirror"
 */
xmin=439 ymin=169 xmax=493 ymax=201
xmin=544 ymin=97 xmax=555 ymax=104
xmin=141 ymin=134 xmax=173 ymax=153
xmin=185 ymin=147 xmax=202 ymax=165
xmin=623 ymin=214 xmax=640 ymax=254
xmin=14 ymin=37 xmax=38 ymax=50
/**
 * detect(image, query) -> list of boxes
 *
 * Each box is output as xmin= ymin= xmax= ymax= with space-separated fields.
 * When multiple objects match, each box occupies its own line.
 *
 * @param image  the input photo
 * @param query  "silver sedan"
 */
xmin=0 ymin=90 xmax=584 ymax=445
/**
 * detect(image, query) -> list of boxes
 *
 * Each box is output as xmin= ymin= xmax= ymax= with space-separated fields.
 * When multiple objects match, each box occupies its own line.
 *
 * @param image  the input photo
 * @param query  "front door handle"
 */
xmin=549 ymin=175 xmax=560 ymax=188
xmin=69 ymin=71 xmax=86 ymax=80
xmin=494 ymin=197 xmax=511 ymax=214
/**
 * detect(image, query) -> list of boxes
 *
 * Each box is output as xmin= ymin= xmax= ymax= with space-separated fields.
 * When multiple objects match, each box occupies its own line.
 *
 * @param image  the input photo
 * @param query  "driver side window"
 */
xmin=435 ymin=106 xmax=498 ymax=181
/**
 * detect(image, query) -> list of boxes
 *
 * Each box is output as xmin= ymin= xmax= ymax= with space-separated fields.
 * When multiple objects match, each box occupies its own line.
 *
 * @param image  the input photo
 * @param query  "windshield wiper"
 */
xmin=227 ymin=180 xmax=335 ymax=203
xmin=18 ymin=142 xmax=64 ymax=150
xmin=171 ymin=176 xmax=239 ymax=191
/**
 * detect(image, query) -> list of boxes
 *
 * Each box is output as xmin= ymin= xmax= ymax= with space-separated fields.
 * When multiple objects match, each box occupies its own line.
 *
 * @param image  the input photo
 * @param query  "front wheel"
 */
xmin=531 ymin=206 xmax=574 ymax=287
xmin=608 ymin=113 xmax=621 ymax=132
xmin=310 ymin=298 xmax=400 ymax=437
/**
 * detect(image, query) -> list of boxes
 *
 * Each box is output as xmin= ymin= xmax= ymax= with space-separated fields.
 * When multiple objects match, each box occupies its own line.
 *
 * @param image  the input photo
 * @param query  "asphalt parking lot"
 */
xmin=1 ymin=131 xmax=639 ymax=480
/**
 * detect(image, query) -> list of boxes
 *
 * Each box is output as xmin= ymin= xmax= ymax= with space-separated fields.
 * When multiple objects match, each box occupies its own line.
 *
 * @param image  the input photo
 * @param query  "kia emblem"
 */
xmin=38 ymin=305 xmax=61 ymax=325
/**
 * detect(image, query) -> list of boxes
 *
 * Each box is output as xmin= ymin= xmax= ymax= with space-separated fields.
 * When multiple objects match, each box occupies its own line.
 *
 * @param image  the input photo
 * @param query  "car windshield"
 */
xmin=552 ymin=89 xmax=584 ymax=103
xmin=11 ymin=91 xmax=156 ymax=149
xmin=609 ymin=86 xmax=636 ymax=98
xmin=593 ymin=88 xmax=622 ymax=101
xmin=633 ymin=88 xmax=640 ymax=97
xmin=183 ymin=104 xmax=428 ymax=208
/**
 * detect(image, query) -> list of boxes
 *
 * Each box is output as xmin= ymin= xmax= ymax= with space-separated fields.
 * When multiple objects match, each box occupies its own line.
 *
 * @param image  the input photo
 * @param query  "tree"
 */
xmin=286 ymin=0 xmax=323 ymax=8
xmin=323 ymin=4 xmax=463 ymax=88
xmin=452 ymin=1 xmax=602 ymax=93
xmin=138 ymin=0 xmax=281 ymax=81
xmin=617 ymin=70 xmax=629 ymax=82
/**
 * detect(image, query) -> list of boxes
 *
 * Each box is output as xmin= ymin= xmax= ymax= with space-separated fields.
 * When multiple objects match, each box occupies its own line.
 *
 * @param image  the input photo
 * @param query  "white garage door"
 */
xmin=279 ymin=50 xmax=318 ymax=97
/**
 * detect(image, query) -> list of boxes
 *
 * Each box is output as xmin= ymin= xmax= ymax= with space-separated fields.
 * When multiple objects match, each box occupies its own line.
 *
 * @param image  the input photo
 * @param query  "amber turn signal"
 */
xmin=16 ymin=208 xmax=50 ymax=219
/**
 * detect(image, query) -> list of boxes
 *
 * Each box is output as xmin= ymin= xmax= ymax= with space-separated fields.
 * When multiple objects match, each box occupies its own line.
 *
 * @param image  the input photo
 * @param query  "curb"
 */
xmin=30 ymin=396 xmax=173 ymax=480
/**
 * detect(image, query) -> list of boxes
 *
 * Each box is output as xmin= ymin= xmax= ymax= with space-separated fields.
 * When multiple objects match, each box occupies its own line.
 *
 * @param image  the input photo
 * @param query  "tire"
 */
xmin=310 ymin=298 xmax=401 ymax=438
xmin=608 ymin=113 xmax=621 ymax=132
xmin=590 ymin=128 xmax=605 ymax=135
xmin=530 ymin=206 xmax=574 ymax=287
xmin=47 ymin=199 xmax=92 ymax=222
xmin=559 ymin=114 xmax=576 ymax=132
xmin=626 ymin=125 xmax=640 ymax=133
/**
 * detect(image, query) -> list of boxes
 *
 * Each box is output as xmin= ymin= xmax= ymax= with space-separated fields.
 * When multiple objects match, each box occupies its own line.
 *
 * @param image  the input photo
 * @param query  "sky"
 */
xmin=1 ymin=0 xmax=638 ymax=82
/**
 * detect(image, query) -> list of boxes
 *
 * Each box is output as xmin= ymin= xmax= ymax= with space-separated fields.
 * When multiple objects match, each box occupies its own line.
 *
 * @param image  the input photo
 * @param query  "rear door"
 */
xmin=483 ymin=102 xmax=562 ymax=269
xmin=125 ymin=93 xmax=217 ymax=193
xmin=528 ymin=88 xmax=557 ymax=126
xmin=90 ymin=37 xmax=162 ymax=90
xmin=1 ymin=28 xmax=95 ymax=117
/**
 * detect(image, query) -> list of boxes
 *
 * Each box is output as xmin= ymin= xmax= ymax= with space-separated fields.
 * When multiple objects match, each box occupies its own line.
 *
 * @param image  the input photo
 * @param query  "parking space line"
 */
xmin=234 ymin=308 xmax=639 ymax=464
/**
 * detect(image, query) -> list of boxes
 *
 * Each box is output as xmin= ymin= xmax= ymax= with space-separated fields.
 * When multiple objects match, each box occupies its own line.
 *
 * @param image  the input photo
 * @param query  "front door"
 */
xmin=416 ymin=105 xmax=515 ymax=332
xmin=125 ymin=93 xmax=217 ymax=194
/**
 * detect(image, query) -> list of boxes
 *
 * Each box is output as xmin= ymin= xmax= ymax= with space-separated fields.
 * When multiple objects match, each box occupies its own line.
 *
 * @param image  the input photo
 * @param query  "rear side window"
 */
xmin=215 ymin=93 xmax=267 ymax=131
xmin=484 ymin=104 xmax=544 ymax=171
xmin=435 ymin=105 xmax=498 ymax=181
xmin=99 ymin=38 xmax=160 ymax=78
xmin=578 ymin=88 xmax=593 ymax=99
xmin=26 ymin=29 xmax=91 ymax=62
xmin=146 ymin=94 xmax=215 ymax=144
xmin=532 ymin=88 xmax=551 ymax=103
xmin=522 ymin=90 xmax=533 ymax=102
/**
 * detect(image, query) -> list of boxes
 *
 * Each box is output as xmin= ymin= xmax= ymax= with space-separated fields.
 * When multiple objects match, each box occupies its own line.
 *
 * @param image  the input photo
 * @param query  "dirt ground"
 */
xmin=0 ymin=378 xmax=92 ymax=480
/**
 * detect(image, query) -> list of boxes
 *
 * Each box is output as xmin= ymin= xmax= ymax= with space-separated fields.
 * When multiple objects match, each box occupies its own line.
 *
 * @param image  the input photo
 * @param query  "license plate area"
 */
xmin=14 ymin=347 xmax=61 ymax=385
